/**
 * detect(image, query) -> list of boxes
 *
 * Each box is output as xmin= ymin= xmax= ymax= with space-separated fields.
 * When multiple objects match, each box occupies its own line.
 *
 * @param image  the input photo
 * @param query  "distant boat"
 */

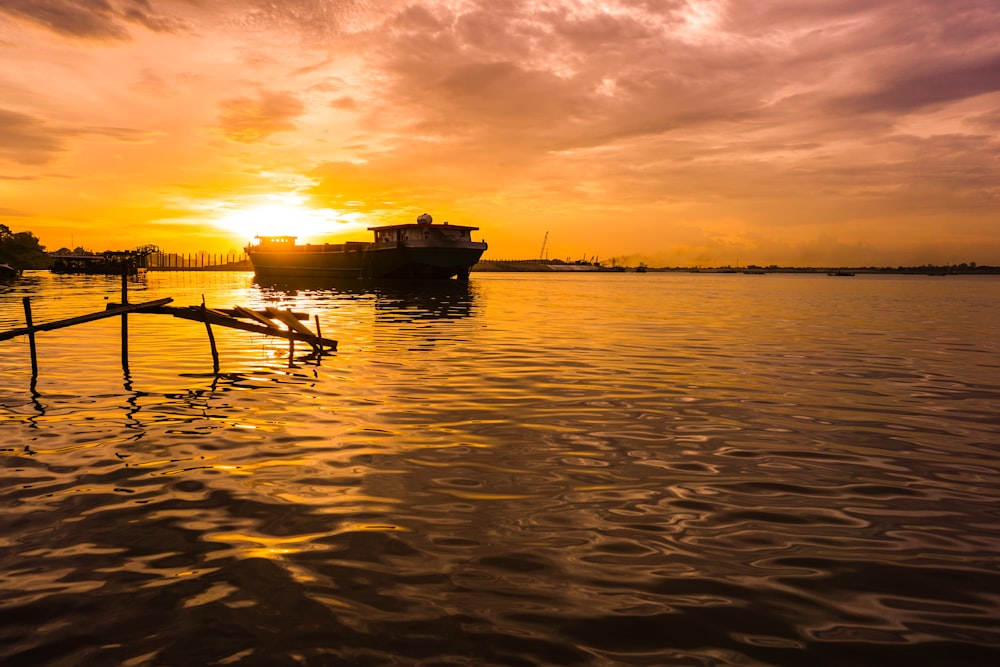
xmin=0 ymin=263 xmax=20 ymax=280
xmin=246 ymin=213 xmax=487 ymax=280
xmin=635 ymin=263 xmax=647 ymax=273
xmin=827 ymin=270 xmax=855 ymax=276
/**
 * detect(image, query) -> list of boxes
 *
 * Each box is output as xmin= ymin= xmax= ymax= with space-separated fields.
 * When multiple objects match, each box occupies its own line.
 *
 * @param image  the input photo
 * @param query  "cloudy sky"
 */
xmin=1 ymin=0 xmax=998 ymax=266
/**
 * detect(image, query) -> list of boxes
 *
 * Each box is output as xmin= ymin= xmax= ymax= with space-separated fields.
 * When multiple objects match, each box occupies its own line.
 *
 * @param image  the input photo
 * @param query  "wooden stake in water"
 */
xmin=201 ymin=295 xmax=220 ymax=374
xmin=120 ymin=263 xmax=130 ymax=371
xmin=22 ymin=297 xmax=38 ymax=377
xmin=121 ymin=311 xmax=129 ymax=373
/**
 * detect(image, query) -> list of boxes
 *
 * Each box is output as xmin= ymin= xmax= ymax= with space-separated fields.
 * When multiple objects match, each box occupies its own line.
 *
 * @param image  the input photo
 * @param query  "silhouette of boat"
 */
xmin=0 ymin=263 xmax=20 ymax=280
xmin=246 ymin=213 xmax=487 ymax=280
xmin=827 ymin=270 xmax=855 ymax=276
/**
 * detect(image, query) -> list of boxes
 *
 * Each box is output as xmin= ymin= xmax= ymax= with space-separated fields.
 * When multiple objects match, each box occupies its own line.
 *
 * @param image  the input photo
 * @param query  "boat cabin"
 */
xmin=369 ymin=223 xmax=480 ymax=244
xmin=253 ymin=236 xmax=298 ymax=248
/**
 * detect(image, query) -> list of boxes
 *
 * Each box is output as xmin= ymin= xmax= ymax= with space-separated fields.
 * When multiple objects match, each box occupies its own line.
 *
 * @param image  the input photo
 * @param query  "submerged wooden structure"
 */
xmin=1 ymin=263 xmax=336 ymax=378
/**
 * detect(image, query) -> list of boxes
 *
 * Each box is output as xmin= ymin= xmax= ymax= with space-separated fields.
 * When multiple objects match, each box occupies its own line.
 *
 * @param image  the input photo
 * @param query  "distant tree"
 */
xmin=0 ymin=224 xmax=51 ymax=269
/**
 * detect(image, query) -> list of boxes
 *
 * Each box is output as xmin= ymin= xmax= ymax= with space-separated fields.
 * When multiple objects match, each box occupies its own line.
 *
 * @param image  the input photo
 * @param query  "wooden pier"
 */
xmin=2 ymin=261 xmax=336 ymax=378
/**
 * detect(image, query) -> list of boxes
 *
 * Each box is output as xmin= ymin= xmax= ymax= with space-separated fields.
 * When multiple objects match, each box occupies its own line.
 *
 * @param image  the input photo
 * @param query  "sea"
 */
xmin=1 ymin=270 xmax=999 ymax=667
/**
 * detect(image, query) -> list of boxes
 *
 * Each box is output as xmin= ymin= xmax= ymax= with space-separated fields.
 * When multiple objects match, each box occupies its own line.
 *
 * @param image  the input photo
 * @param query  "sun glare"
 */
xmin=212 ymin=196 xmax=361 ymax=243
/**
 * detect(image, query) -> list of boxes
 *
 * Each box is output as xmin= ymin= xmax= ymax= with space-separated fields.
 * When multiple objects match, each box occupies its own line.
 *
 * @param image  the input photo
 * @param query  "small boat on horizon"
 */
xmin=827 ymin=270 xmax=855 ymax=276
xmin=246 ymin=213 xmax=488 ymax=281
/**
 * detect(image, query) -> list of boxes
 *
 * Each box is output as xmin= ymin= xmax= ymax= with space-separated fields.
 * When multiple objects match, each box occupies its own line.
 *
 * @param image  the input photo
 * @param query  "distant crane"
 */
xmin=539 ymin=231 xmax=549 ymax=260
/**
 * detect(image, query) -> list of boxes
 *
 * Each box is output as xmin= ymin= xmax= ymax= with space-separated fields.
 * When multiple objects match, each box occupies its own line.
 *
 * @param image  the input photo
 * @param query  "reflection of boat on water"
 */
xmin=0 ymin=263 xmax=20 ymax=280
xmin=246 ymin=213 xmax=487 ymax=281
xmin=255 ymin=275 xmax=476 ymax=320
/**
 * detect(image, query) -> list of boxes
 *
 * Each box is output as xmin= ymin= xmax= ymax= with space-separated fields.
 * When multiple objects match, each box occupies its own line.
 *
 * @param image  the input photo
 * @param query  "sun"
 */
xmin=212 ymin=195 xmax=364 ymax=243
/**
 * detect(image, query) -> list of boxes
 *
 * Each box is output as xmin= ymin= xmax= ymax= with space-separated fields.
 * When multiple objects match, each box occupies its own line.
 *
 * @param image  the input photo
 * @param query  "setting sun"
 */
xmin=211 ymin=195 xmax=364 ymax=244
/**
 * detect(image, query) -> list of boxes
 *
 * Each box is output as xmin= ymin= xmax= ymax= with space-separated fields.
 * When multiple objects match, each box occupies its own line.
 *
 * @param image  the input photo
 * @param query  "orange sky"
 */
xmin=2 ymin=0 xmax=998 ymax=266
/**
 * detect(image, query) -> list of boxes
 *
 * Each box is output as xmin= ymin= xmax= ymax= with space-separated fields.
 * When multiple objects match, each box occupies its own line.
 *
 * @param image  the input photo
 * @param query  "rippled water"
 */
xmin=2 ymin=271 xmax=999 ymax=666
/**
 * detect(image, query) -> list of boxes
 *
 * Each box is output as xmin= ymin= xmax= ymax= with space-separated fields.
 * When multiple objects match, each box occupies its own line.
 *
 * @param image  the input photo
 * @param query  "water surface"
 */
xmin=2 ymin=271 xmax=999 ymax=666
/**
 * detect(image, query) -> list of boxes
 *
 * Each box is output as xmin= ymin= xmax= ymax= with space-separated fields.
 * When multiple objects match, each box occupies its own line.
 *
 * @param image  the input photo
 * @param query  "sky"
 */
xmin=1 ymin=0 xmax=998 ymax=267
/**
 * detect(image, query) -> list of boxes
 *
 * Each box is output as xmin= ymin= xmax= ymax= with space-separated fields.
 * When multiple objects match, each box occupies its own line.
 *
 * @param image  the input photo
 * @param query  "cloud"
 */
xmin=214 ymin=91 xmax=306 ymax=143
xmin=832 ymin=54 xmax=1000 ymax=115
xmin=0 ymin=0 xmax=182 ymax=41
xmin=0 ymin=207 xmax=30 ymax=217
xmin=210 ymin=0 xmax=380 ymax=41
xmin=0 ymin=106 xmax=157 ymax=166
xmin=2 ymin=0 xmax=998 ymax=263
xmin=0 ymin=108 xmax=68 ymax=164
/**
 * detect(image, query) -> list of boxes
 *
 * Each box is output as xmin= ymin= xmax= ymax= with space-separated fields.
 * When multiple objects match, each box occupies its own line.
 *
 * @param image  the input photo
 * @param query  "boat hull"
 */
xmin=246 ymin=247 xmax=365 ymax=279
xmin=361 ymin=245 xmax=485 ymax=280
xmin=247 ymin=244 xmax=486 ymax=280
xmin=247 ymin=218 xmax=487 ymax=281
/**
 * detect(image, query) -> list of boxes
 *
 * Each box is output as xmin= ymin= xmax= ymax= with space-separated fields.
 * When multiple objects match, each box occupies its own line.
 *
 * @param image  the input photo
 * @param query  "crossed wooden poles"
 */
xmin=2 ymin=271 xmax=336 ymax=377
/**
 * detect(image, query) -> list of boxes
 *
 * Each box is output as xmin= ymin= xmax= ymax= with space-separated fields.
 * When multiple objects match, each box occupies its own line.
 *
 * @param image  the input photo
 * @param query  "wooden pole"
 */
xmin=314 ymin=315 xmax=322 ymax=343
xmin=148 ymin=305 xmax=336 ymax=350
xmin=121 ymin=312 xmax=129 ymax=373
xmin=121 ymin=264 xmax=128 ymax=305
xmin=22 ymin=297 xmax=38 ymax=377
xmin=120 ymin=262 xmax=130 ymax=371
xmin=201 ymin=296 xmax=220 ymax=373
xmin=0 ymin=298 xmax=174 ymax=341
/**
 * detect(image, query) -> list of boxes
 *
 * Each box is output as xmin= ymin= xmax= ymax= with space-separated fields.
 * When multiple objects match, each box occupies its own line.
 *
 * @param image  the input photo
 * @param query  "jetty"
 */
xmin=1 ymin=259 xmax=336 ymax=378
xmin=50 ymin=246 xmax=158 ymax=275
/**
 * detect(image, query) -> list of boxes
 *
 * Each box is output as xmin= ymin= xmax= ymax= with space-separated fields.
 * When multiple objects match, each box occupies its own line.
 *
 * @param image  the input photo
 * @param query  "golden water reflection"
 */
xmin=2 ymin=272 xmax=999 ymax=665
